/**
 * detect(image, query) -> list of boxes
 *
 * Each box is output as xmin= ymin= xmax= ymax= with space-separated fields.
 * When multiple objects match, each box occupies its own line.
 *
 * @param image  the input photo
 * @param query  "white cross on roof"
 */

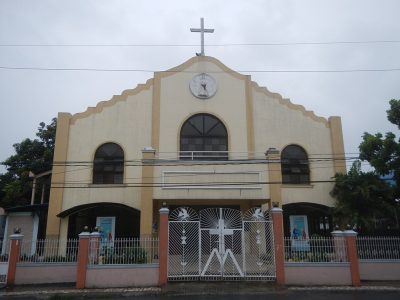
xmin=190 ymin=18 xmax=214 ymax=56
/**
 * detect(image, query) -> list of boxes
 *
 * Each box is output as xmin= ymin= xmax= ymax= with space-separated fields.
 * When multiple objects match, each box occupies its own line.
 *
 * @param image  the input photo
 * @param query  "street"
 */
xmin=113 ymin=291 xmax=400 ymax=300
xmin=4 ymin=290 xmax=400 ymax=300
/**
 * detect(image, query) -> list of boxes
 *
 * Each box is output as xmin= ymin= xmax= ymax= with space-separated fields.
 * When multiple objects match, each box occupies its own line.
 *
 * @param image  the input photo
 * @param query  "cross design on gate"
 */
xmin=209 ymin=218 xmax=234 ymax=255
xmin=201 ymin=208 xmax=243 ymax=277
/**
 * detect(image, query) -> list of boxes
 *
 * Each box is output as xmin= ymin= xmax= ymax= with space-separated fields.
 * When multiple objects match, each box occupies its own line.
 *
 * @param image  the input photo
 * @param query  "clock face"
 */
xmin=189 ymin=73 xmax=217 ymax=99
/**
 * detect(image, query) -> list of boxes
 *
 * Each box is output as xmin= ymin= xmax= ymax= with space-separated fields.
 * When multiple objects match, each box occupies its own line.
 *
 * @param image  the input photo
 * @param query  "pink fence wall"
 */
xmin=85 ymin=265 xmax=159 ymax=288
xmin=360 ymin=261 xmax=400 ymax=281
xmin=15 ymin=264 xmax=77 ymax=284
xmin=285 ymin=263 xmax=352 ymax=285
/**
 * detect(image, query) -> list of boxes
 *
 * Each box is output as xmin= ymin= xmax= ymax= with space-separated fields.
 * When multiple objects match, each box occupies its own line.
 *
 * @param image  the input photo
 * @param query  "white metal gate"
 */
xmin=168 ymin=207 xmax=275 ymax=281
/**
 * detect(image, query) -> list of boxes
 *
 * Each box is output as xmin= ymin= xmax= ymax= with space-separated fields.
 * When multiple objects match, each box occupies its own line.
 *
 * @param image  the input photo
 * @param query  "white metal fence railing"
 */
xmin=19 ymin=239 xmax=79 ymax=263
xmin=284 ymin=237 xmax=348 ymax=263
xmin=0 ymin=239 xmax=9 ymax=262
xmin=89 ymin=237 xmax=159 ymax=265
xmin=357 ymin=236 xmax=400 ymax=260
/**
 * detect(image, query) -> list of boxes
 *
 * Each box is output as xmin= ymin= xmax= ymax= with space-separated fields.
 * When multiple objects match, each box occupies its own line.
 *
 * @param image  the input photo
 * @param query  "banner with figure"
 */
xmin=96 ymin=216 xmax=115 ymax=245
xmin=289 ymin=215 xmax=310 ymax=251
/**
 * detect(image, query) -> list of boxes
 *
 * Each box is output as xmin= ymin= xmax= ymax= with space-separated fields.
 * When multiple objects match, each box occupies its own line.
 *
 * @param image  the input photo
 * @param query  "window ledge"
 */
xmin=282 ymin=184 xmax=314 ymax=189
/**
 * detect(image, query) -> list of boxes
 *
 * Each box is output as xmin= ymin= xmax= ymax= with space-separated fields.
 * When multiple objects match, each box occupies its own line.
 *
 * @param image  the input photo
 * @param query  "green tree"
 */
xmin=331 ymin=161 xmax=394 ymax=232
xmin=0 ymin=118 xmax=57 ymax=208
xmin=359 ymin=99 xmax=400 ymax=195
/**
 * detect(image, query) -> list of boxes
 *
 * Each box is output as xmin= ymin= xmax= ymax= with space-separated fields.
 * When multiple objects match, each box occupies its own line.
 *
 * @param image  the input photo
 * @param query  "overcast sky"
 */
xmin=1 ymin=0 xmax=399 ymax=173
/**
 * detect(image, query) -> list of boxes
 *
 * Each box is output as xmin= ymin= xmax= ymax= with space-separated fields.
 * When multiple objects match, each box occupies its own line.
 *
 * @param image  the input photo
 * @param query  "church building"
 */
xmin=45 ymin=53 xmax=345 ymax=241
xmin=45 ymin=22 xmax=345 ymax=241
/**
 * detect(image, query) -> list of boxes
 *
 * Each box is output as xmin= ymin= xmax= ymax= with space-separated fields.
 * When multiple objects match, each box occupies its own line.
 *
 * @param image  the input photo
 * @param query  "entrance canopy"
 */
xmin=58 ymin=202 xmax=140 ymax=239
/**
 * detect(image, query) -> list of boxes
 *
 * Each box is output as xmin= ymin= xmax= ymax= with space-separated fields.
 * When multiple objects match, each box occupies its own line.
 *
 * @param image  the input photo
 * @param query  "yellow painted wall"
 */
xmin=158 ymin=60 xmax=249 ymax=158
xmin=153 ymin=164 xmax=269 ymax=200
xmin=252 ymin=83 xmax=337 ymax=207
xmin=55 ymin=56 xmax=343 ymax=218
xmin=61 ymin=84 xmax=153 ymax=212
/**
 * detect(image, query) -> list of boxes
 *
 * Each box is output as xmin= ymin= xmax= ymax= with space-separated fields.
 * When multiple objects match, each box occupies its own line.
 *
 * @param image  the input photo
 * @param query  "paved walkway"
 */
xmin=1 ymin=281 xmax=400 ymax=299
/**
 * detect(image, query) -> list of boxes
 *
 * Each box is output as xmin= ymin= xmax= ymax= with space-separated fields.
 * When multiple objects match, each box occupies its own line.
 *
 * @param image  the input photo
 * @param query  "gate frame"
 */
xmin=166 ymin=206 xmax=276 ymax=282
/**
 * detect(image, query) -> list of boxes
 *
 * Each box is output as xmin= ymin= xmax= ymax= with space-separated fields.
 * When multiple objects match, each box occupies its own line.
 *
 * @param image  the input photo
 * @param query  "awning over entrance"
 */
xmin=58 ymin=202 xmax=141 ymax=239
xmin=57 ymin=202 xmax=137 ymax=218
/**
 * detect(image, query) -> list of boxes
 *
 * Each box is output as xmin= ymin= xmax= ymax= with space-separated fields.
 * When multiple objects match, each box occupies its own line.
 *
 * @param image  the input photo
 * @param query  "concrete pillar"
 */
xmin=30 ymin=177 xmax=37 ymax=205
xmin=46 ymin=112 xmax=72 ymax=239
xmin=76 ymin=231 xmax=90 ymax=289
xmin=343 ymin=230 xmax=360 ymax=287
xmin=328 ymin=116 xmax=347 ymax=175
xmin=6 ymin=234 xmax=23 ymax=286
xmin=271 ymin=207 xmax=285 ymax=285
xmin=89 ymin=231 xmax=101 ymax=264
xmin=158 ymin=207 xmax=169 ymax=286
xmin=140 ymin=147 xmax=156 ymax=236
xmin=265 ymin=148 xmax=282 ymax=208
xmin=331 ymin=230 xmax=346 ymax=262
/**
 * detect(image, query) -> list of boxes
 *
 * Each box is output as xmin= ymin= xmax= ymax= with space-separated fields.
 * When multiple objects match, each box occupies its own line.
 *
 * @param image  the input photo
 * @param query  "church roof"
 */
xmin=66 ymin=56 xmax=329 ymax=126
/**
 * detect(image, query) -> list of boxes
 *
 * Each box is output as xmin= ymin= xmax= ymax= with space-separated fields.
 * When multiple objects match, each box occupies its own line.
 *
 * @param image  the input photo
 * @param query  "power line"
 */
xmin=4 ymin=151 xmax=363 ymax=164
xmin=24 ymin=157 xmax=364 ymax=184
xmin=49 ymin=179 xmax=337 ymax=189
xmin=55 ymin=161 xmax=370 ymax=184
xmin=50 ymin=156 xmax=360 ymax=167
xmin=1 ymin=40 xmax=400 ymax=47
xmin=1 ymin=66 xmax=400 ymax=73
xmin=49 ymin=176 xmax=395 ymax=189
xmin=48 ymin=159 xmax=370 ymax=185
xmin=8 ymin=153 xmax=362 ymax=168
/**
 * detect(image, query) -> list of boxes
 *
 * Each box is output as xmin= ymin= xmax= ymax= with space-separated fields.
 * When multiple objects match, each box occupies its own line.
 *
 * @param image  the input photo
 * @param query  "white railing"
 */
xmin=284 ymin=237 xmax=348 ymax=263
xmin=357 ymin=236 xmax=400 ymax=260
xmin=0 ymin=239 xmax=8 ymax=262
xmin=179 ymin=151 xmax=229 ymax=160
xmin=19 ymin=239 xmax=79 ymax=263
xmin=158 ymin=151 xmax=269 ymax=161
xmin=89 ymin=237 xmax=159 ymax=265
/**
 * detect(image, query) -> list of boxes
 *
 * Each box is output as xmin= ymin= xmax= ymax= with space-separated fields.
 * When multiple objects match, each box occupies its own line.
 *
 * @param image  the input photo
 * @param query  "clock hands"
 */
xmin=198 ymin=77 xmax=209 ymax=97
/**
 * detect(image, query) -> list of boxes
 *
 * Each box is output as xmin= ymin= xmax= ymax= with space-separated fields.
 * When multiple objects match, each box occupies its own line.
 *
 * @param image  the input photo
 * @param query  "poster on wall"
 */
xmin=289 ymin=215 xmax=310 ymax=251
xmin=96 ymin=216 xmax=115 ymax=245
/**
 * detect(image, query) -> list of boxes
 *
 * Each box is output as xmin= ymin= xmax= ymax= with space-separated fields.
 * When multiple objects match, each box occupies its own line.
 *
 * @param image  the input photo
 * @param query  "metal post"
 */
xmin=159 ymin=207 xmax=169 ymax=285
xmin=30 ymin=178 xmax=36 ymax=205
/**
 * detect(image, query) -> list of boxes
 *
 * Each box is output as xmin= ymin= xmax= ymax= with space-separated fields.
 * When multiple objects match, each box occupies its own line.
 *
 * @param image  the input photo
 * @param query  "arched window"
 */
xmin=93 ymin=143 xmax=124 ymax=184
xmin=281 ymin=145 xmax=310 ymax=184
xmin=180 ymin=114 xmax=228 ymax=160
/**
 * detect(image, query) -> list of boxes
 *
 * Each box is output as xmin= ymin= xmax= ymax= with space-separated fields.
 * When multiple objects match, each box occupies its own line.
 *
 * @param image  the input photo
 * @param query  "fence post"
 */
xmin=76 ymin=231 xmax=90 ymax=289
xmin=90 ymin=231 xmax=101 ymax=264
xmin=331 ymin=230 xmax=346 ymax=262
xmin=6 ymin=233 xmax=23 ymax=286
xmin=271 ymin=207 xmax=285 ymax=285
xmin=343 ymin=230 xmax=360 ymax=287
xmin=159 ymin=207 xmax=169 ymax=286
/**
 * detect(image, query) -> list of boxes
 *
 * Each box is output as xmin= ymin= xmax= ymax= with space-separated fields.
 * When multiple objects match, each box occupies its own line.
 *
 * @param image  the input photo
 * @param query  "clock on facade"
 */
xmin=189 ymin=73 xmax=217 ymax=99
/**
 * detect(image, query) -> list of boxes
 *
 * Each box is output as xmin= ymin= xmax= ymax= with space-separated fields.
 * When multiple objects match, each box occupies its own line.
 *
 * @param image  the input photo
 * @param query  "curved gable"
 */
xmin=71 ymin=78 xmax=154 ymax=124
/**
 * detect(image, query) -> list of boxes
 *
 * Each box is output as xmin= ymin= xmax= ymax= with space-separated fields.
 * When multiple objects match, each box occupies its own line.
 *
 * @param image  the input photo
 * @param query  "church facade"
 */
xmin=45 ymin=56 xmax=346 ymax=241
